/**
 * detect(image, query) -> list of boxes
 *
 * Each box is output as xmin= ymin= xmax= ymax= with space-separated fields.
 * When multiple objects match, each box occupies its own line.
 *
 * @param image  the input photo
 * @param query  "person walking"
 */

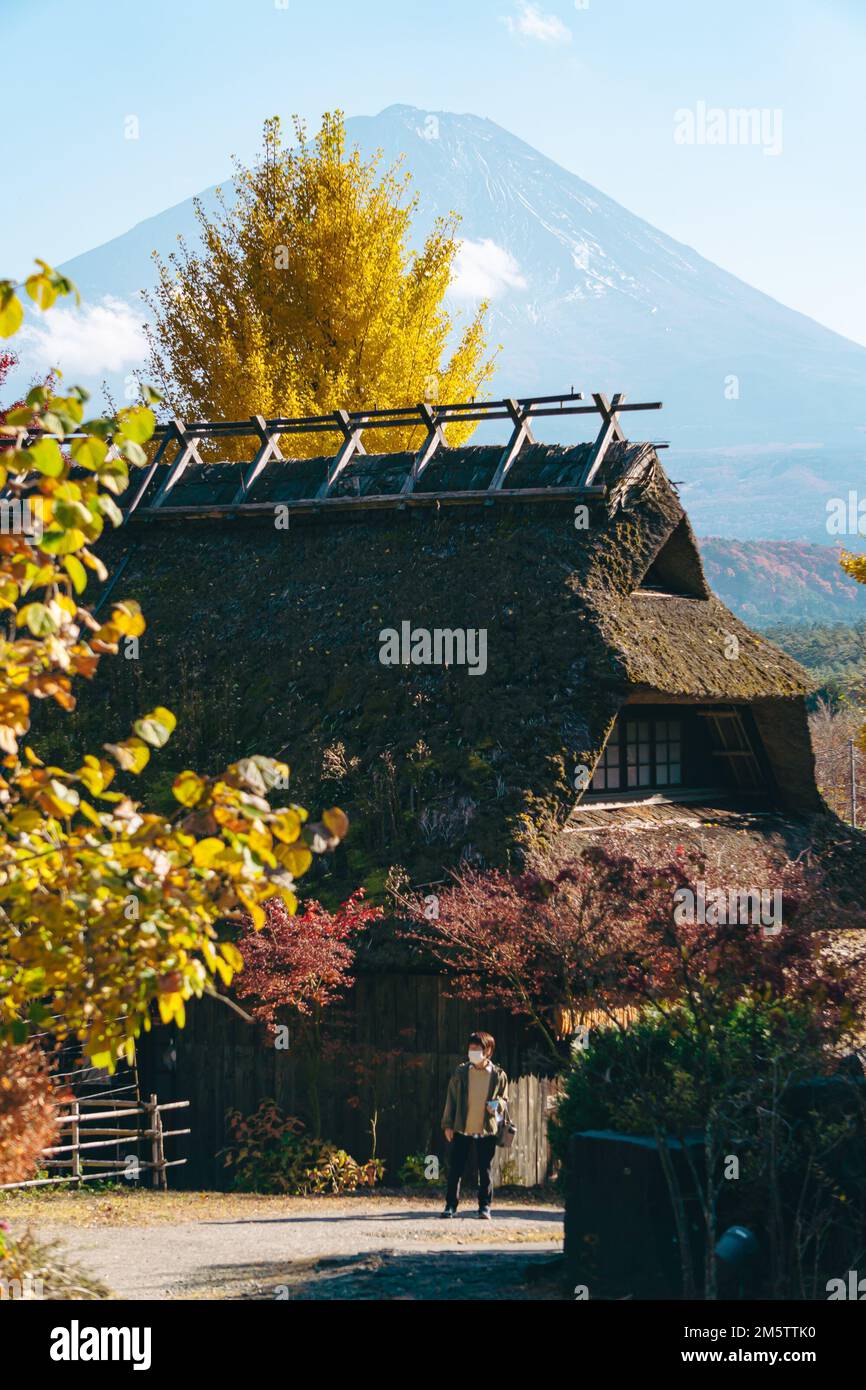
xmin=441 ymin=1031 xmax=508 ymax=1219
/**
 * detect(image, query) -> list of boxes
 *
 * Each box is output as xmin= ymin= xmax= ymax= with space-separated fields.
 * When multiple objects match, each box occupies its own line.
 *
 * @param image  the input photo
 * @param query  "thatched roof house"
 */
xmin=63 ymin=395 xmax=846 ymax=897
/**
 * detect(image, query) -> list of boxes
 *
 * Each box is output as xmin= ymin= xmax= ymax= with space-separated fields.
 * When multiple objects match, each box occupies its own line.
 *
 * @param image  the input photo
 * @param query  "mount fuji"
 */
xmin=53 ymin=104 xmax=866 ymax=542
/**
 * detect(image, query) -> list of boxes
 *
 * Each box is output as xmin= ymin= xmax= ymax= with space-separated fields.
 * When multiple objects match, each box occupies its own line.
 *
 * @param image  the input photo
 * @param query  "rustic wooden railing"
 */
xmin=0 ymin=1093 xmax=189 ymax=1192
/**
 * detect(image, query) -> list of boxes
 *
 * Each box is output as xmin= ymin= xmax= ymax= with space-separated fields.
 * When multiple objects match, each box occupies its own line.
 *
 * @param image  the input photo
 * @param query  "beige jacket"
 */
xmin=441 ymin=1061 xmax=509 ymax=1136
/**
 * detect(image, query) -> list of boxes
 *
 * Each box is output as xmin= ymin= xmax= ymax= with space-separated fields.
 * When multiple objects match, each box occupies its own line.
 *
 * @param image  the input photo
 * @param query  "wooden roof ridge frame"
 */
xmin=488 ymin=397 xmax=537 ymax=491
xmin=582 ymin=392 xmax=627 ymax=487
xmin=401 ymin=401 xmax=447 ymax=496
xmin=315 ymin=408 xmax=368 ymax=499
xmin=135 ymin=483 xmax=610 ymax=523
xmin=124 ymin=416 xmax=206 ymax=520
xmin=233 ymin=414 xmax=285 ymax=503
xmin=147 ymin=417 xmax=207 ymax=508
xmin=112 ymin=390 xmax=663 ymax=517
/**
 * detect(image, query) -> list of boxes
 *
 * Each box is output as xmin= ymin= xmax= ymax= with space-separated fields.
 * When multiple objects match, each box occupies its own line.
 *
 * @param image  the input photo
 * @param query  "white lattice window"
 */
xmin=591 ymin=730 xmax=622 ymax=790
xmin=589 ymin=715 xmax=686 ymax=795
xmin=654 ymin=719 xmax=682 ymax=787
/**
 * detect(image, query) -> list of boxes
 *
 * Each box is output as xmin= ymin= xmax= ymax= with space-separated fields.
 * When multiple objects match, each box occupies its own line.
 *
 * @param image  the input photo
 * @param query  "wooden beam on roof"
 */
xmin=232 ymin=414 xmax=285 ymax=503
xmin=487 ymin=398 xmax=536 ymax=491
xmin=316 ymin=408 xmax=367 ymax=499
xmin=148 ymin=418 xmax=207 ymax=509
xmin=131 ymin=482 xmax=607 ymax=523
xmin=580 ymin=391 xmax=626 ymax=488
xmin=115 ymin=390 xmax=662 ymax=519
xmin=123 ymin=421 xmax=185 ymax=521
xmin=401 ymin=402 xmax=447 ymax=495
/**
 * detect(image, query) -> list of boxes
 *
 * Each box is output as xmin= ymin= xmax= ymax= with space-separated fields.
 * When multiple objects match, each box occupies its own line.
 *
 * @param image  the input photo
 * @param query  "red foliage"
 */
xmin=0 ymin=1042 xmax=58 ymax=1185
xmin=234 ymin=890 xmax=383 ymax=1031
xmin=397 ymin=844 xmax=861 ymax=1056
xmin=0 ymin=350 xmax=24 ymax=432
xmin=0 ymin=351 xmax=58 ymax=434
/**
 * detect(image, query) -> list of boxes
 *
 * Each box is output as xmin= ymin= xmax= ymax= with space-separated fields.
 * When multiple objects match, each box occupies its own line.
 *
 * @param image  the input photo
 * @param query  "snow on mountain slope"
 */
xmin=50 ymin=104 xmax=866 ymax=542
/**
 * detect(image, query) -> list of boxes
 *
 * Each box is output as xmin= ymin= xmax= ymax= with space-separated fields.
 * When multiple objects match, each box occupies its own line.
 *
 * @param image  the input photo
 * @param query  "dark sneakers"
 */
xmin=441 ymin=1206 xmax=456 ymax=1218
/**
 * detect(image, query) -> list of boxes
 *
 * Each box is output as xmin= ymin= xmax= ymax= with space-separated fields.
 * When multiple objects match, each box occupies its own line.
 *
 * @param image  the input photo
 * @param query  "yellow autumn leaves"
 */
xmin=0 ymin=261 xmax=348 ymax=1067
xmin=0 ymin=260 xmax=77 ymax=338
xmin=840 ymin=551 xmax=866 ymax=753
xmin=145 ymin=112 xmax=496 ymax=456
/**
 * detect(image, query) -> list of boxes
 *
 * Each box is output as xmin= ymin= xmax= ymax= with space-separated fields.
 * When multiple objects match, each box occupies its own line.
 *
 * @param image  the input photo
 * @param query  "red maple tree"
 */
xmin=396 ymin=843 xmax=859 ymax=1063
xmin=0 ymin=350 xmax=24 ymax=431
xmin=233 ymin=890 xmax=383 ymax=1136
xmin=234 ymin=889 xmax=383 ymax=1031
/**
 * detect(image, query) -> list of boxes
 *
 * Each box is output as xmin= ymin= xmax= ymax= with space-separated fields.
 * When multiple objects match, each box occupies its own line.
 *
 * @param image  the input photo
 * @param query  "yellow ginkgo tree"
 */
xmin=0 ymin=263 xmax=346 ymax=1069
xmin=145 ymin=111 xmax=496 ymax=456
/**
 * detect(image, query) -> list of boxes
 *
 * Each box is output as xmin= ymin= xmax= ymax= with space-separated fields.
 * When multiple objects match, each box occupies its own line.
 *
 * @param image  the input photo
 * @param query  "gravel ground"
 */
xmin=2 ymin=1191 xmax=565 ymax=1300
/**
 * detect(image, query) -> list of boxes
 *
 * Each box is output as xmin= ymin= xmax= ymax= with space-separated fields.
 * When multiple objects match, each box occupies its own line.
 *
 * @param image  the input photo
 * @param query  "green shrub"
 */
xmin=548 ymin=994 xmax=821 ymax=1169
xmin=397 ymin=1152 xmax=444 ymax=1188
xmin=221 ymin=1100 xmax=384 ymax=1195
xmin=549 ymin=996 xmax=866 ymax=1297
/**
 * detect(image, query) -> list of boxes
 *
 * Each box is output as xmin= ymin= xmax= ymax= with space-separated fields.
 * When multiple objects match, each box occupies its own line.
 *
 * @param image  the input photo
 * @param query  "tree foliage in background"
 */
xmin=809 ymin=696 xmax=866 ymax=825
xmin=394 ymin=844 xmax=844 ymax=1067
xmin=839 ymin=551 xmax=866 ymax=755
xmin=0 ymin=265 xmax=346 ymax=1069
xmin=765 ymin=620 xmax=866 ymax=711
xmin=145 ymin=112 xmax=496 ymax=454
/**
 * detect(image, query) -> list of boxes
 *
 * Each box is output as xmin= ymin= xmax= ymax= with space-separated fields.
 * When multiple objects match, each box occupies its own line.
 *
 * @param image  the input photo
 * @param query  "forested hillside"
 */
xmin=699 ymin=538 xmax=866 ymax=626
xmin=760 ymin=621 xmax=865 ymax=708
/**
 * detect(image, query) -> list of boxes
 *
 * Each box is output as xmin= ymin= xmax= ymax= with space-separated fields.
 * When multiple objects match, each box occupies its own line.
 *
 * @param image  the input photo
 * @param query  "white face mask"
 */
xmin=468 ymin=1049 xmax=485 ymax=1066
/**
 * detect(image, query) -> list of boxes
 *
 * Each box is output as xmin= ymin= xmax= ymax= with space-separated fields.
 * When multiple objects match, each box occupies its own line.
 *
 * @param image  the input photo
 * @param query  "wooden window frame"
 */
xmin=591 ymin=714 xmax=684 ymax=794
xmin=585 ymin=704 xmax=771 ymax=804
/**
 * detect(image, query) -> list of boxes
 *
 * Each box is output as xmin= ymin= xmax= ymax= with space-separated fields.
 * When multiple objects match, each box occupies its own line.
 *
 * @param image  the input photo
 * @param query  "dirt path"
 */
xmin=3 ymin=1192 xmax=565 ymax=1300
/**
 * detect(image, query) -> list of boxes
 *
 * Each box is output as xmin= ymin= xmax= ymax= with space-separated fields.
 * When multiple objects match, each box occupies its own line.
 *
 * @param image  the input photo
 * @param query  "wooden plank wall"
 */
xmin=137 ymin=974 xmax=561 ymax=1189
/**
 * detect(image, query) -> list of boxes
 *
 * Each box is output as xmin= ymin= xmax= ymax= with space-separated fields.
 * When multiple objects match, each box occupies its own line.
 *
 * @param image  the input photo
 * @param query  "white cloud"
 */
xmin=19 ymin=295 xmax=147 ymax=380
xmin=503 ymin=3 xmax=572 ymax=44
xmin=450 ymin=239 xmax=528 ymax=301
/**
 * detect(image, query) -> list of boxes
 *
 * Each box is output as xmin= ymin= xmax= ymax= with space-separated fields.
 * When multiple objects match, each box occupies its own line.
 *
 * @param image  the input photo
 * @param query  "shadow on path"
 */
xmin=202 ymin=1207 xmax=564 ymax=1228
xmin=207 ymin=1248 xmax=569 ymax=1300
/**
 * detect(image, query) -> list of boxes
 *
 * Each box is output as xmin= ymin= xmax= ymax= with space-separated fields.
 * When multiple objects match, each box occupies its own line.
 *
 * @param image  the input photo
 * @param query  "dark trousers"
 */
xmin=445 ymin=1132 xmax=497 ymax=1211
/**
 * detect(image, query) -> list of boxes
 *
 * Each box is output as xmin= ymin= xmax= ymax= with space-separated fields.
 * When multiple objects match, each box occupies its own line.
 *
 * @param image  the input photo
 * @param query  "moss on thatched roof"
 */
xmin=41 ymin=438 xmax=821 ymax=897
xmin=133 ymin=440 xmax=619 ymax=509
xmin=598 ymin=594 xmax=811 ymax=700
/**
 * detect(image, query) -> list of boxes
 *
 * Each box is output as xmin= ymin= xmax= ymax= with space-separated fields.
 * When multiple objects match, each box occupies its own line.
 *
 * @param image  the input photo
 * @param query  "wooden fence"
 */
xmin=0 ymin=1093 xmax=189 ymax=1192
xmin=137 ymin=975 xmax=564 ymax=1188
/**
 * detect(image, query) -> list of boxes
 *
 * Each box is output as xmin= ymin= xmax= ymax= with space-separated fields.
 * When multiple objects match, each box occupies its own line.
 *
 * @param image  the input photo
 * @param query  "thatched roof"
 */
xmin=41 ymin=431 xmax=826 ymax=898
xmin=144 ymin=440 xmax=608 ymax=506
xmin=558 ymin=801 xmax=865 ymax=930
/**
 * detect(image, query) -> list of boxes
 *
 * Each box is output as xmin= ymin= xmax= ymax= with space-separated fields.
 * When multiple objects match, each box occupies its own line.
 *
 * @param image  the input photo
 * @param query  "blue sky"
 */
xmin=3 ymin=0 xmax=865 ymax=344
